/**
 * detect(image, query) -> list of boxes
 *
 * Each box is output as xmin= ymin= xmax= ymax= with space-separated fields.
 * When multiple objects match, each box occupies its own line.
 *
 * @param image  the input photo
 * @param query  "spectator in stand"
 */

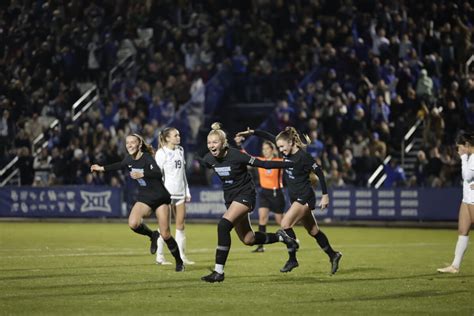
xmin=369 ymin=132 xmax=387 ymax=159
xmin=307 ymin=130 xmax=324 ymax=159
xmin=354 ymin=146 xmax=381 ymax=186
xmin=33 ymin=148 xmax=52 ymax=186
xmin=17 ymin=147 xmax=34 ymax=186
xmin=384 ymin=159 xmax=407 ymax=188
xmin=0 ymin=109 xmax=14 ymax=159
xmin=412 ymin=150 xmax=429 ymax=187
xmin=416 ymin=69 xmax=434 ymax=102
xmin=425 ymin=147 xmax=444 ymax=187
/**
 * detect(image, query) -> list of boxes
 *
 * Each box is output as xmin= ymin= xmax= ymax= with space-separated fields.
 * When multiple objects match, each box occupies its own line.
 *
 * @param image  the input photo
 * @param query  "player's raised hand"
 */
xmin=236 ymin=127 xmax=254 ymax=138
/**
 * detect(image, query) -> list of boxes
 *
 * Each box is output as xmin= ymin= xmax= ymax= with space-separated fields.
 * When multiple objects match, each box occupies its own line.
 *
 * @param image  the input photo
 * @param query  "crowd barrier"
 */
xmin=0 ymin=186 xmax=461 ymax=221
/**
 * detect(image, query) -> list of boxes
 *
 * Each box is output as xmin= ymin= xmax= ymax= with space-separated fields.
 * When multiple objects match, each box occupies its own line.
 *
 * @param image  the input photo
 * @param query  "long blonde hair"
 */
xmin=276 ymin=127 xmax=316 ymax=185
xmin=275 ymin=126 xmax=310 ymax=149
xmin=208 ymin=122 xmax=229 ymax=148
xmin=129 ymin=133 xmax=155 ymax=156
xmin=158 ymin=127 xmax=177 ymax=149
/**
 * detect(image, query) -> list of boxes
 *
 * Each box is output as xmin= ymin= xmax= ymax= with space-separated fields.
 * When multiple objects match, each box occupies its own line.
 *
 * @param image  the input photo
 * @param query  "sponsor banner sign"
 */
xmin=322 ymin=188 xmax=461 ymax=221
xmin=0 ymin=186 xmax=122 ymax=217
xmin=186 ymin=187 xmax=462 ymax=221
xmin=0 ymin=186 xmax=461 ymax=220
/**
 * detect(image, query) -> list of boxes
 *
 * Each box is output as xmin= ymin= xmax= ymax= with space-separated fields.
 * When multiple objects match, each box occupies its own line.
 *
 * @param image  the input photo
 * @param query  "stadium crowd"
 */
xmin=0 ymin=0 xmax=472 ymax=189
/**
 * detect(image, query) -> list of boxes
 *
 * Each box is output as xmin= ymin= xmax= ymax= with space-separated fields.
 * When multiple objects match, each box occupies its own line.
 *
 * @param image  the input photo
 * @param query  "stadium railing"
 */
xmin=0 ymin=85 xmax=99 ymax=187
xmin=108 ymin=53 xmax=136 ymax=90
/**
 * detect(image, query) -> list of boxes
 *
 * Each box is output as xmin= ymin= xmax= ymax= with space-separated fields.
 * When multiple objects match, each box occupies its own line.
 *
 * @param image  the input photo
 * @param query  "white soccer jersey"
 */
xmin=155 ymin=146 xmax=190 ymax=200
xmin=461 ymin=154 xmax=474 ymax=204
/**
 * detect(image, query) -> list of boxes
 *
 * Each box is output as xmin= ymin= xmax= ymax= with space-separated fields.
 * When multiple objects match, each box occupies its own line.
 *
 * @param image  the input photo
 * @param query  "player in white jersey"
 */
xmin=438 ymin=133 xmax=474 ymax=273
xmin=154 ymin=127 xmax=195 ymax=265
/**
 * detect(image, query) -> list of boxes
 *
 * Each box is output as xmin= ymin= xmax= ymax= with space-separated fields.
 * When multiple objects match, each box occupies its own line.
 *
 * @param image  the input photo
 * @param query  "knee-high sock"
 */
xmin=285 ymin=228 xmax=298 ymax=262
xmin=215 ymin=218 xmax=233 ymax=273
xmin=256 ymin=225 xmax=266 ymax=246
xmin=175 ymin=229 xmax=187 ymax=259
xmin=131 ymin=223 xmax=153 ymax=238
xmin=157 ymin=235 xmax=165 ymax=257
xmin=314 ymin=230 xmax=336 ymax=258
xmin=452 ymin=235 xmax=469 ymax=269
xmin=164 ymin=236 xmax=183 ymax=264
xmin=254 ymin=231 xmax=279 ymax=245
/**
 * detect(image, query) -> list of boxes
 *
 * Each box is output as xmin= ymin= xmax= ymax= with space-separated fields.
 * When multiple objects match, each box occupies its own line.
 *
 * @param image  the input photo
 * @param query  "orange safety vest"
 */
xmin=257 ymin=156 xmax=284 ymax=189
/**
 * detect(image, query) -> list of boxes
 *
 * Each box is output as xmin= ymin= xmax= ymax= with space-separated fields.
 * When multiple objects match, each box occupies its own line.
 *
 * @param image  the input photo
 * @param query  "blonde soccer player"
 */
xmin=154 ymin=127 xmax=195 ymax=265
xmin=237 ymin=127 xmax=342 ymax=274
xmin=199 ymin=123 xmax=297 ymax=282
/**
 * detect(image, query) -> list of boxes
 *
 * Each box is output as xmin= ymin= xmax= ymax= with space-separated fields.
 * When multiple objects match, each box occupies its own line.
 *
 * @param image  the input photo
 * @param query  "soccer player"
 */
xmin=237 ymin=127 xmax=342 ymax=274
xmin=155 ymin=127 xmax=195 ymax=265
xmin=199 ymin=123 xmax=298 ymax=283
xmin=438 ymin=133 xmax=474 ymax=273
xmin=90 ymin=133 xmax=184 ymax=272
xmin=234 ymin=136 xmax=287 ymax=253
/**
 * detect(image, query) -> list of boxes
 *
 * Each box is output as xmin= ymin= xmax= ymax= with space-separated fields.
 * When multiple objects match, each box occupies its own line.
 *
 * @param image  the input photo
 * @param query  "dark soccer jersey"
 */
xmin=103 ymin=152 xmax=170 ymax=200
xmin=201 ymin=147 xmax=293 ymax=203
xmin=253 ymin=129 xmax=328 ymax=198
xmin=283 ymin=149 xmax=321 ymax=199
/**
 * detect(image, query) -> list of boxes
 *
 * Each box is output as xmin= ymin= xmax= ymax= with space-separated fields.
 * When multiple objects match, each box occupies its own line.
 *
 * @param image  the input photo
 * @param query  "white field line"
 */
xmin=0 ymin=242 xmax=451 ymax=260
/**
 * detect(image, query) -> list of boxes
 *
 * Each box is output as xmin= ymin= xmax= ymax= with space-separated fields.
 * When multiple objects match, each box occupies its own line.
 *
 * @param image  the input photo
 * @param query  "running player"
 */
xmin=90 ymin=133 xmax=184 ymax=272
xmin=234 ymin=136 xmax=286 ymax=253
xmin=237 ymin=127 xmax=342 ymax=274
xmin=438 ymin=132 xmax=474 ymax=273
xmin=199 ymin=123 xmax=298 ymax=283
xmin=155 ymin=127 xmax=195 ymax=265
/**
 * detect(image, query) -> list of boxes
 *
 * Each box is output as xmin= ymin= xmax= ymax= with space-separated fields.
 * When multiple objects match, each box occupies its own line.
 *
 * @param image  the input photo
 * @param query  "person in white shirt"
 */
xmin=155 ymin=127 xmax=195 ymax=265
xmin=369 ymin=21 xmax=389 ymax=56
xmin=438 ymin=133 xmax=474 ymax=273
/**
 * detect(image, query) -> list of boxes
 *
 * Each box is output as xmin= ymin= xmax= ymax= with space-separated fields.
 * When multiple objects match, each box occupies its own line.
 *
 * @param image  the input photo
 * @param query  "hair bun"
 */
xmin=211 ymin=122 xmax=222 ymax=130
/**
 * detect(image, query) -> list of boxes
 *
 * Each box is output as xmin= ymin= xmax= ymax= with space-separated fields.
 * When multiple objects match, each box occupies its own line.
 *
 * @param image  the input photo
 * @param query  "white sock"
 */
xmin=452 ymin=235 xmax=469 ymax=269
xmin=157 ymin=235 xmax=165 ymax=257
xmin=215 ymin=264 xmax=224 ymax=274
xmin=176 ymin=229 xmax=186 ymax=259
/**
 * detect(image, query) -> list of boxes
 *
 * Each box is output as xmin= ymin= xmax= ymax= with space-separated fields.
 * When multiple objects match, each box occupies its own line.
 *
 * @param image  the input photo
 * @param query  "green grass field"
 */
xmin=0 ymin=222 xmax=472 ymax=315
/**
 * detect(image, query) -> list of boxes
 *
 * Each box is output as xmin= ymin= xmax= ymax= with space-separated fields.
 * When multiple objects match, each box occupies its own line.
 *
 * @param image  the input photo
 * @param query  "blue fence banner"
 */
xmin=0 ymin=186 xmax=462 ymax=221
xmin=185 ymin=187 xmax=462 ymax=221
xmin=0 ymin=186 xmax=122 ymax=218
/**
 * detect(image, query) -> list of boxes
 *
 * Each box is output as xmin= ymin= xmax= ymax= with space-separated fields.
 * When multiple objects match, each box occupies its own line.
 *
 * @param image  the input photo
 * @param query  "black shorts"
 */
xmin=137 ymin=195 xmax=171 ymax=210
xmin=289 ymin=191 xmax=316 ymax=210
xmin=225 ymin=193 xmax=256 ymax=210
xmin=259 ymin=188 xmax=285 ymax=214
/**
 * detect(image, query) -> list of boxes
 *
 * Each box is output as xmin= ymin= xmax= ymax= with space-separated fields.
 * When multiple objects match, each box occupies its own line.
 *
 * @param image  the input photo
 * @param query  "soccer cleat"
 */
xmin=150 ymin=231 xmax=160 ymax=254
xmin=276 ymin=229 xmax=299 ymax=250
xmin=280 ymin=260 xmax=299 ymax=273
xmin=175 ymin=262 xmax=185 ymax=272
xmin=156 ymin=254 xmax=172 ymax=265
xmin=252 ymin=245 xmax=265 ymax=253
xmin=330 ymin=252 xmax=342 ymax=274
xmin=437 ymin=265 xmax=459 ymax=274
xmin=182 ymin=257 xmax=195 ymax=265
xmin=201 ymin=271 xmax=225 ymax=283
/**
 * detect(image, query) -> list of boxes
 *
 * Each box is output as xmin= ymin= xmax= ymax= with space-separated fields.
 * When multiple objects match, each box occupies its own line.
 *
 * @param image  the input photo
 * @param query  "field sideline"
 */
xmin=0 ymin=222 xmax=472 ymax=315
